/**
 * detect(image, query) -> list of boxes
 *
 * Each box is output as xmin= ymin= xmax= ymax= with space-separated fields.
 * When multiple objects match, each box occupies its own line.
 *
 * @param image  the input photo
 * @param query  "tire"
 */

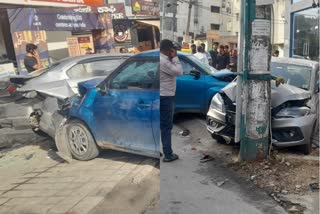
xmin=300 ymin=122 xmax=317 ymax=155
xmin=301 ymin=141 xmax=312 ymax=155
xmin=211 ymin=133 xmax=226 ymax=144
xmin=65 ymin=120 xmax=99 ymax=161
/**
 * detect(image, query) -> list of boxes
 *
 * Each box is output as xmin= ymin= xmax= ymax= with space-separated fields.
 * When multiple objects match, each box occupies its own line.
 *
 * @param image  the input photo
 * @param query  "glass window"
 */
xmin=66 ymin=64 xmax=87 ymax=79
xmin=271 ymin=62 xmax=312 ymax=91
xmin=67 ymin=59 xmax=124 ymax=79
xmin=110 ymin=60 xmax=159 ymax=90
xmin=186 ymin=55 xmax=217 ymax=75
xmin=83 ymin=59 xmax=124 ymax=76
xmin=180 ymin=59 xmax=196 ymax=75
xmin=292 ymin=8 xmax=319 ymax=61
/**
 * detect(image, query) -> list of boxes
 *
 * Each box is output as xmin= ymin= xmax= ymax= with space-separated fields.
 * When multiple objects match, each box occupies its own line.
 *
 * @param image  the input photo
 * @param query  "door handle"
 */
xmin=137 ymin=101 xmax=151 ymax=108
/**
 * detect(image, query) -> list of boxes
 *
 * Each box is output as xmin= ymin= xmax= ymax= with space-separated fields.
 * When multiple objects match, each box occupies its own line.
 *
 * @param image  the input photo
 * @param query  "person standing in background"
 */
xmin=209 ymin=42 xmax=219 ymax=69
xmin=160 ymin=39 xmax=183 ymax=162
xmin=216 ymin=45 xmax=229 ymax=70
xmin=191 ymin=44 xmax=197 ymax=54
xmin=194 ymin=45 xmax=209 ymax=65
xmin=201 ymin=43 xmax=212 ymax=65
xmin=228 ymin=49 xmax=238 ymax=72
xmin=224 ymin=45 xmax=230 ymax=65
xmin=24 ymin=43 xmax=42 ymax=73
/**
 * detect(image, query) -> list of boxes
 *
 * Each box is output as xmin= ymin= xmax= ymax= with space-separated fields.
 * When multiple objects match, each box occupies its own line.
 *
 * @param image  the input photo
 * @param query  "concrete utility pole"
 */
xmin=184 ymin=0 xmax=193 ymax=43
xmin=237 ymin=0 xmax=273 ymax=160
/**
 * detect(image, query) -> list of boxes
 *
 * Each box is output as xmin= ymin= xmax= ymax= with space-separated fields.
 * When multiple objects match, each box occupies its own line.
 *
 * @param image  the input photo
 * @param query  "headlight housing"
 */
xmin=210 ymin=93 xmax=225 ymax=112
xmin=275 ymin=106 xmax=311 ymax=118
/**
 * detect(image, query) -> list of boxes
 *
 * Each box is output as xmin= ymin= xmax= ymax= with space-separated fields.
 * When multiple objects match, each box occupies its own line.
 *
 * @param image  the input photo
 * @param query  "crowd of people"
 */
xmin=190 ymin=42 xmax=238 ymax=72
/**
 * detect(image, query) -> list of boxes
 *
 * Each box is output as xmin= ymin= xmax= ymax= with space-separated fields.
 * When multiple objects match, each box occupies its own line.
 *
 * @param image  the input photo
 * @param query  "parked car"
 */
xmin=43 ymin=50 xmax=160 ymax=160
xmin=175 ymin=52 xmax=236 ymax=114
xmin=207 ymin=57 xmax=319 ymax=154
xmin=0 ymin=54 xmax=131 ymax=142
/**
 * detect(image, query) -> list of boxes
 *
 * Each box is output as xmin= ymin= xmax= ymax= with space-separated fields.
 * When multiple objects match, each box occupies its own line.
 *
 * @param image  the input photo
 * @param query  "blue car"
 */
xmin=57 ymin=50 xmax=160 ymax=160
xmin=174 ymin=52 xmax=236 ymax=114
xmin=56 ymin=50 xmax=235 ymax=160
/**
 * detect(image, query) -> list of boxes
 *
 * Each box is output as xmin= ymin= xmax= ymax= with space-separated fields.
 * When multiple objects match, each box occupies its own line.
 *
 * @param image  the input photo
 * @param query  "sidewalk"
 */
xmin=0 ymin=140 xmax=158 ymax=214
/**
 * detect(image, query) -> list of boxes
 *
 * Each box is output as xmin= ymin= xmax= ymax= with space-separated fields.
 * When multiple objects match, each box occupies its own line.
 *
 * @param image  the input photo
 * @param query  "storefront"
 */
xmin=284 ymin=0 xmax=319 ymax=61
xmin=7 ymin=6 xmax=116 ymax=74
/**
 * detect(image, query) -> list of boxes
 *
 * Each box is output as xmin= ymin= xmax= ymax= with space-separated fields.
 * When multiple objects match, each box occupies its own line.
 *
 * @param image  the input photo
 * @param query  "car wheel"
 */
xmin=65 ymin=120 xmax=99 ymax=161
xmin=211 ymin=133 xmax=226 ymax=144
xmin=301 ymin=141 xmax=312 ymax=155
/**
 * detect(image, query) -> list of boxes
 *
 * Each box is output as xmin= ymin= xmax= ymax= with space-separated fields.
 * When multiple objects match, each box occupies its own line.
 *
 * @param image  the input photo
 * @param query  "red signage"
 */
xmin=31 ymin=0 xmax=103 ymax=6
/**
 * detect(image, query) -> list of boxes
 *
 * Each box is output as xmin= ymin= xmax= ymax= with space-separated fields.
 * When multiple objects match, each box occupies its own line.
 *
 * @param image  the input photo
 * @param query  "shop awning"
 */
xmin=136 ymin=20 xmax=160 ymax=29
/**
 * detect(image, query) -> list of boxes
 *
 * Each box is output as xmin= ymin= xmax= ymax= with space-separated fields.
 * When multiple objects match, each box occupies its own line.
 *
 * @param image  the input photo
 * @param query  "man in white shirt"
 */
xmin=194 ymin=45 xmax=209 ymax=65
xmin=160 ymin=39 xmax=183 ymax=162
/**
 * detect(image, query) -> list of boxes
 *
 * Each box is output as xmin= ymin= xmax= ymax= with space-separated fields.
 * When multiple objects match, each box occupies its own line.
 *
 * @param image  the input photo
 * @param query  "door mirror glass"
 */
xmin=190 ymin=70 xmax=201 ymax=79
xmin=97 ymin=83 xmax=108 ymax=96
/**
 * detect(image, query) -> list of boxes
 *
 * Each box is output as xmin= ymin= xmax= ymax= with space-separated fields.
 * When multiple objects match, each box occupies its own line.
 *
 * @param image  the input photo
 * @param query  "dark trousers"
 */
xmin=160 ymin=96 xmax=175 ymax=158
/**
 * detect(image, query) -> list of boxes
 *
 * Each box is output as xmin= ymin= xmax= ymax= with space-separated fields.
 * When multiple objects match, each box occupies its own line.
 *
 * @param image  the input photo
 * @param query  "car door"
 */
xmin=92 ymin=58 xmax=159 ymax=157
xmin=175 ymin=56 xmax=206 ymax=112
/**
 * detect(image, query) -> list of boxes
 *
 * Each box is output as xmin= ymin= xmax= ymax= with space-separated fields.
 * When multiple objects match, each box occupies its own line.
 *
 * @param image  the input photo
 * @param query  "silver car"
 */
xmin=0 ymin=54 xmax=131 ymax=143
xmin=11 ymin=53 xmax=131 ymax=99
xmin=207 ymin=57 xmax=319 ymax=154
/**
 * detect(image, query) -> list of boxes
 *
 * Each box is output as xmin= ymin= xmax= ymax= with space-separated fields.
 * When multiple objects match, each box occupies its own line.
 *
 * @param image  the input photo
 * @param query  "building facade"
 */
xmin=284 ymin=0 xmax=319 ymax=61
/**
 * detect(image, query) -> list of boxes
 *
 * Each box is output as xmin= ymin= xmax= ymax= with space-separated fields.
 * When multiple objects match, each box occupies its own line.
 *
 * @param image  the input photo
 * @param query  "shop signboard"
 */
xmin=31 ymin=0 xmax=103 ymax=5
xmin=66 ymin=37 xmax=81 ymax=56
xmin=131 ymin=0 xmax=159 ymax=16
xmin=72 ymin=3 xmax=126 ymax=19
xmin=7 ymin=8 xmax=108 ymax=32
xmin=12 ymin=30 xmax=49 ymax=74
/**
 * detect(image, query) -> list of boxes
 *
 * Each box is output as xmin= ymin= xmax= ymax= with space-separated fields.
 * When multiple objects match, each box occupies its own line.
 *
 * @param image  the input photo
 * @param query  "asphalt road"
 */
xmin=154 ymin=113 xmax=287 ymax=214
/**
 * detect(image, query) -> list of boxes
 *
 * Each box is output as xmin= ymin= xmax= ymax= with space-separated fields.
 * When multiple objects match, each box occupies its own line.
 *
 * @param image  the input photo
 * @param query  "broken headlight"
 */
xmin=210 ymin=93 xmax=225 ymax=112
xmin=275 ymin=106 xmax=311 ymax=118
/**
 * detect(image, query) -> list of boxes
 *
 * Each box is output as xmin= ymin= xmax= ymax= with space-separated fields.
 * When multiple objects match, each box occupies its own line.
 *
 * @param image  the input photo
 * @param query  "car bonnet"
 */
xmin=221 ymin=81 xmax=311 ymax=108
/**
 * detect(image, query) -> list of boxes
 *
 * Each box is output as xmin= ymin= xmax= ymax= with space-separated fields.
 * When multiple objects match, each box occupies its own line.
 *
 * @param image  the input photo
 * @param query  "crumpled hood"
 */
xmin=222 ymin=81 xmax=311 ymax=108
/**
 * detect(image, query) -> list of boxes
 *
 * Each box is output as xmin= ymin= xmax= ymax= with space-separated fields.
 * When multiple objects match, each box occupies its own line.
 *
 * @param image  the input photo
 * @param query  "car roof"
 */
xmin=132 ymin=49 xmax=191 ymax=58
xmin=49 ymin=53 xmax=133 ymax=71
xmin=271 ymin=57 xmax=319 ymax=68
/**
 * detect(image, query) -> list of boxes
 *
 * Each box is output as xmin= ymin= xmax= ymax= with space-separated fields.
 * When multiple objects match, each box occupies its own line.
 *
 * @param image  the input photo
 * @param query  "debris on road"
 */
xmin=287 ymin=205 xmax=300 ymax=213
xmin=179 ymin=129 xmax=190 ymax=136
xmin=24 ymin=154 xmax=34 ymax=160
xmin=250 ymin=175 xmax=257 ymax=181
xmin=309 ymin=183 xmax=319 ymax=192
xmin=216 ymin=179 xmax=229 ymax=187
xmin=200 ymin=154 xmax=214 ymax=163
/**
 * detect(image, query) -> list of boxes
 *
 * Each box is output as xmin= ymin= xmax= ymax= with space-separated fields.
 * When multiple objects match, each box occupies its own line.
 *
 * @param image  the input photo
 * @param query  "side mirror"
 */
xmin=190 ymin=70 xmax=201 ymax=79
xmin=97 ymin=84 xmax=108 ymax=96
xmin=316 ymin=81 xmax=319 ymax=93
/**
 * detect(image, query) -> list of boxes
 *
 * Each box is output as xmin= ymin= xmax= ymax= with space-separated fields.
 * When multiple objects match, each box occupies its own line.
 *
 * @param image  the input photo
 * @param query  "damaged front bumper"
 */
xmin=206 ymin=108 xmax=316 ymax=147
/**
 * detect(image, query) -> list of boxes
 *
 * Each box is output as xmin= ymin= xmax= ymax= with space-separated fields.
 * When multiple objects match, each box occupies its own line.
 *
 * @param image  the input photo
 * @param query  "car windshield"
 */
xmin=271 ymin=62 xmax=312 ymax=91
xmin=186 ymin=55 xmax=217 ymax=75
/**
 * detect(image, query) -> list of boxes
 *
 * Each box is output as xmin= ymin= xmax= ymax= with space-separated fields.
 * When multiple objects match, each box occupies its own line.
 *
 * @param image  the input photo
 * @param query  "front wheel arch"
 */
xmin=64 ymin=118 xmax=100 ymax=161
